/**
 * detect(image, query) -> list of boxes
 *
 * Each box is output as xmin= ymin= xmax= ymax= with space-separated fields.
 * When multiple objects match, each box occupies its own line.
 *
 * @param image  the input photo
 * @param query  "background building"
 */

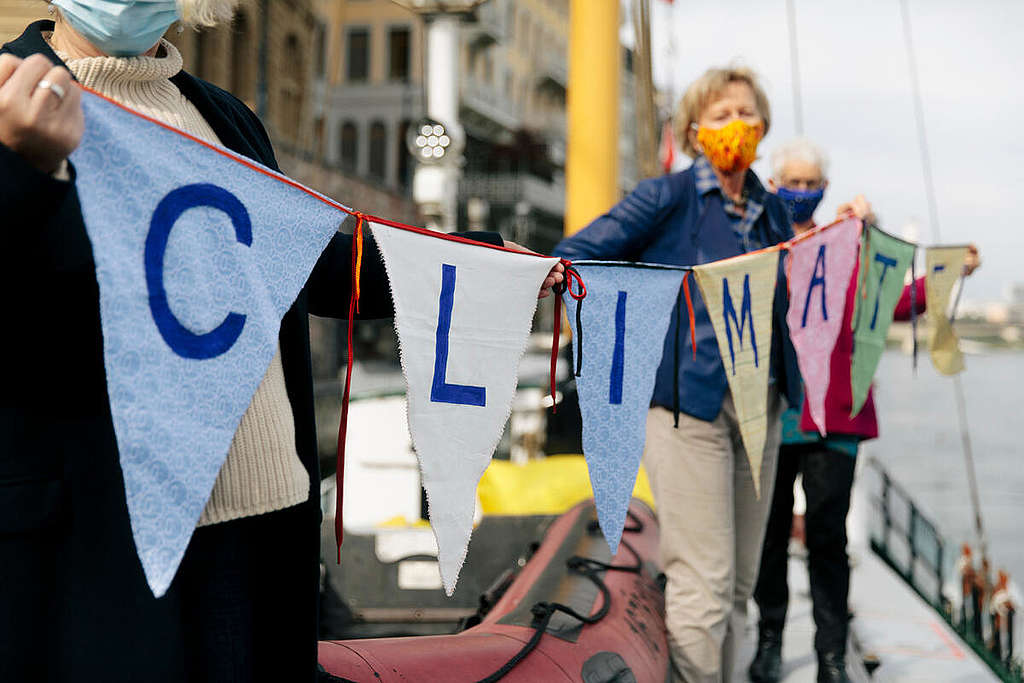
xmin=313 ymin=0 xmax=638 ymax=252
xmin=1 ymin=0 xmax=47 ymax=42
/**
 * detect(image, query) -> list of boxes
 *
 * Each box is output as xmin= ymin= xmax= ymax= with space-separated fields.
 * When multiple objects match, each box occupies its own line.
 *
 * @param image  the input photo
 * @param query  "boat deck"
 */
xmin=732 ymin=548 xmax=998 ymax=682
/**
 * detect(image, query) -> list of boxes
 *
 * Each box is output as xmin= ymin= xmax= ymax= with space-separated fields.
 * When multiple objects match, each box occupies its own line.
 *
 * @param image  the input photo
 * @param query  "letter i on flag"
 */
xmin=564 ymin=262 xmax=687 ymax=554
xmin=694 ymin=251 xmax=779 ymax=498
xmin=369 ymin=223 xmax=559 ymax=595
xmin=785 ymin=218 xmax=861 ymax=435
xmin=925 ymin=246 xmax=969 ymax=375
xmin=71 ymin=90 xmax=346 ymax=596
xmin=849 ymin=225 xmax=916 ymax=416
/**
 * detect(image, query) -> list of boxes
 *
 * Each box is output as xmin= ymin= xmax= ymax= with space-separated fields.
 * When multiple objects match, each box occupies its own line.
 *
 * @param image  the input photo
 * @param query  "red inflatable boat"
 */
xmin=318 ymin=499 xmax=669 ymax=682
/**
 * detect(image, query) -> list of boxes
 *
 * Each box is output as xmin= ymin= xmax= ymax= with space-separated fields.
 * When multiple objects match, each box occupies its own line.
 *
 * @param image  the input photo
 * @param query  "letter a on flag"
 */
xmin=564 ymin=262 xmax=687 ymax=554
xmin=850 ymin=225 xmax=916 ymax=416
xmin=785 ymin=219 xmax=861 ymax=435
xmin=369 ymin=224 xmax=559 ymax=595
xmin=71 ymin=91 xmax=346 ymax=596
xmin=926 ymin=246 xmax=968 ymax=375
xmin=694 ymin=251 xmax=779 ymax=498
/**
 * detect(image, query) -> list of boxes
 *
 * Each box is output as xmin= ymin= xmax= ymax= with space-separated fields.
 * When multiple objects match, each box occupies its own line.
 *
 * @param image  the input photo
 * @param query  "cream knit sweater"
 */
xmin=58 ymin=40 xmax=310 ymax=526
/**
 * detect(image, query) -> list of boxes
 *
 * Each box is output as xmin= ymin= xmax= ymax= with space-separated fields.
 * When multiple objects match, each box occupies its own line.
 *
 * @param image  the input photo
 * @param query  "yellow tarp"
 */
xmin=477 ymin=454 xmax=656 ymax=516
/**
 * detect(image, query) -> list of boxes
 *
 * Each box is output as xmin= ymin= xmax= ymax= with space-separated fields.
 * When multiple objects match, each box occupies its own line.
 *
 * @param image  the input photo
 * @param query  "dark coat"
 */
xmin=0 ymin=20 xmax=499 ymax=682
xmin=554 ymin=165 xmax=801 ymax=421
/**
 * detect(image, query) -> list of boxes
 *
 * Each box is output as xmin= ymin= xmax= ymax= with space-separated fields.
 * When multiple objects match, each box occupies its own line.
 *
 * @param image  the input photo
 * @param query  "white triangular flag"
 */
xmin=369 ymin=224 xmax=558 ymax=594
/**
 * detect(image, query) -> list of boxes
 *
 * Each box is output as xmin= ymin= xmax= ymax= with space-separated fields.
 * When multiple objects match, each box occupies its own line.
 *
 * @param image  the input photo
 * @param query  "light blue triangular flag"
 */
xmin=72 ymin=91 xmax=346 ymax=596
xmin=564 ymin=262 xmax=688 ymax=554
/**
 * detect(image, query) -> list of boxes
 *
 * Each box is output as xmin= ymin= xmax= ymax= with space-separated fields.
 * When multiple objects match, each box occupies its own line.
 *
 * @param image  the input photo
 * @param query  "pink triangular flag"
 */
xmin=785 ymin=218 xmax=861 ymax=436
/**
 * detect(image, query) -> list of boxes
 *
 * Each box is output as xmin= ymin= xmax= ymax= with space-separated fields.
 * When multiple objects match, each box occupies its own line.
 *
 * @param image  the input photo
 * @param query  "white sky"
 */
xmin=645 ymin=0 xmax=1024 ymax=303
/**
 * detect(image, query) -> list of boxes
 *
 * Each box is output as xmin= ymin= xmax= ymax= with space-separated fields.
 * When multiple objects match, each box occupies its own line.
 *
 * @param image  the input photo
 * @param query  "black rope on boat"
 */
xmin=473 ymin=511 xmax=648 ymax=683
xmin=673 ymin=291 xmax=682 ymax=428
xmin=574 ymin=292 xmax=584 ymax=377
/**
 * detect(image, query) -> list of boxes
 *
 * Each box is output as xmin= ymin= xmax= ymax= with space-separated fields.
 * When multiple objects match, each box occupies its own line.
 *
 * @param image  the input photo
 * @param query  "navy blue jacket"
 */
xmin=554 ymin=165 xmax=801 ymax=421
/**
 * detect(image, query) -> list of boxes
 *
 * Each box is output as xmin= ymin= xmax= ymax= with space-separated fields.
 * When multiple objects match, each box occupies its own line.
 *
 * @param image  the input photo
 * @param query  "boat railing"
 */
xmin=864 ymin=457 xmax=1023 ymax=682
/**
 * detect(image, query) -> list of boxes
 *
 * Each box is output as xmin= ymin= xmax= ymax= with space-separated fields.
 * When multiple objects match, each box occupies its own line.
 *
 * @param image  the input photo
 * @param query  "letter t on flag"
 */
xmin=368 ymin=223 xmax=559 ymax=595
xmin=564 ymin=262 xmax=687 ymax=554
xmin=849 ymin=225 xmax=916 ymax=416
xmin=694 ymin=250 xmax=779 ymax=498
xmin=785 ymin=218 xmax=861 ymax=435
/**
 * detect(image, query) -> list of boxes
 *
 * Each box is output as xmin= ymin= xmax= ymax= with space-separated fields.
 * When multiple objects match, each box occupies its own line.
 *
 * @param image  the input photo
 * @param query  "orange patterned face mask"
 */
xmin=696 ymin=119 xmax=764 ymax=173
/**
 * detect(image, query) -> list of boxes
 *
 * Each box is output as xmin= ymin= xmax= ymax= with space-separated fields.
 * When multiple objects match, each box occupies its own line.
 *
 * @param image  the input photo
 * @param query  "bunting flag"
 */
xmin=563 ymin=262 xmax=688 ymax=554
xmin=925 ymin=246 xmax=969 ymax=375
xmin=849 ymin=225 xmax=916 ymax=416
xmin=785 ymin=219 xmax=861 ymax=435
xmin=71 ymin=90 xmax=345 ymax=596
xmin=368 ymin=223 xmax=559 ymax=595
xmin=694 ymin=250 xmax=779 ymax=497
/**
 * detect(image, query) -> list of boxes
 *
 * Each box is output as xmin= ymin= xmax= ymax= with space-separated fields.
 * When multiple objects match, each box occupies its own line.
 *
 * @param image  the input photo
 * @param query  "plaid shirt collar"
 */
xmin=693 ymin=155 xmax=767 ymax=242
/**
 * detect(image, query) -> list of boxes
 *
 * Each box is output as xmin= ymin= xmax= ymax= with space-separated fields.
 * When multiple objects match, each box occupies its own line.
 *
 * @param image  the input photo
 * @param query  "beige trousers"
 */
xmin=644 ymin=389 xmax=782 ymax=683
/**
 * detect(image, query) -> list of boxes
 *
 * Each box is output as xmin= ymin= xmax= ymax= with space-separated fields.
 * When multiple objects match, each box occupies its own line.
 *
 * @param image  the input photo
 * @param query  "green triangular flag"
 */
xmin=850 ymin=225 xmax=916 ymax=416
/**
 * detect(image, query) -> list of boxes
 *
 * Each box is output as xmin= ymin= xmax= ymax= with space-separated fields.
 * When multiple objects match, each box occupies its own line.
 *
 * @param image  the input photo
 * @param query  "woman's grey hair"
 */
xmin=178 ymin=0 xmax=245 ymax=29
xmin=770 ymin=137 xmax=830 ymax=180
xmin=44 ymin=0 xmax=244 ymax=29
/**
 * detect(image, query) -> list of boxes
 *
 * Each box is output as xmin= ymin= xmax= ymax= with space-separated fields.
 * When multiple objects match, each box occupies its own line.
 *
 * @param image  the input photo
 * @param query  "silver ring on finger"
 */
xmin=36 ymin=78 xmax=67 ymax=101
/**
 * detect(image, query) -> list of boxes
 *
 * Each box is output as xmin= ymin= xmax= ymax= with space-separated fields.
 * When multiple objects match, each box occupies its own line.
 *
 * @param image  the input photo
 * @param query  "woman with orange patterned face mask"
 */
xmin=690 ymin=79 xmax=765 ymax=186
xmin=555 ymin=66 xmax=800 ymax=683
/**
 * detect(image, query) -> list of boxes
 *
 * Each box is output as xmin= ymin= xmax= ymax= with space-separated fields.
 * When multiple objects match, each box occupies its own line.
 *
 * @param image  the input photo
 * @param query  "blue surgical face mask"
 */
xmin=776 ymin=185 xmax=825 ymax=224
xmin=54 ymin=0 xmax=181 ymax=57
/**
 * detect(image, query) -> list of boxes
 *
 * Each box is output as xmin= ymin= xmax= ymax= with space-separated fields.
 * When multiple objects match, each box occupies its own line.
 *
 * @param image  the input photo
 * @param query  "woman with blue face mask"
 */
xmin=0 ymin=3 xmax=560 ymax=681
xmin=0 ymin=4 xmax=350 ymax=680
xmin=751 ymin=139 xmax=980 ymax=683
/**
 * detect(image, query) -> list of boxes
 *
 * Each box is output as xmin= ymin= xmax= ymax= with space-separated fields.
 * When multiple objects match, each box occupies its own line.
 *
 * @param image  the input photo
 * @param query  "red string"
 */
xmin=335 ymin=214 xmax=364 ymax=562
xmin=682 ymin=273 xmax=697 ymax=361
xmin=550 ymin=285 xmax=562 ymax=414
xmin=564 ymin=266 xmax=587 ymax=301
xmin=548 ymin=260 xmax=587 ymax=413
xmin=354 ymin=215 xmax=364 ymax=315
xmin=79 ymin=85 xmax=562 ymax=266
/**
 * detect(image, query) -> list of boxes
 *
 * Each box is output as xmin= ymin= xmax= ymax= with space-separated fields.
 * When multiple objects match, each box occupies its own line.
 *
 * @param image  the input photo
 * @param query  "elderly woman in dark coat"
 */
xmin=0 ymin=3 xmax=561 ymax=680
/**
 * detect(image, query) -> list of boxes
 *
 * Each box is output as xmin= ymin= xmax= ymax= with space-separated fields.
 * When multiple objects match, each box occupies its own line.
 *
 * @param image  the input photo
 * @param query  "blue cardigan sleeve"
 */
xmin=553 ymin=177 xmax=671 ymax=260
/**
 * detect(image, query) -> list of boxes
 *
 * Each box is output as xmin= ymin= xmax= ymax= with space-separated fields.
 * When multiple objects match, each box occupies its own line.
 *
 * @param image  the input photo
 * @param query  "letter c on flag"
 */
xmin=145 ymin=183 xmax=252 ymax=360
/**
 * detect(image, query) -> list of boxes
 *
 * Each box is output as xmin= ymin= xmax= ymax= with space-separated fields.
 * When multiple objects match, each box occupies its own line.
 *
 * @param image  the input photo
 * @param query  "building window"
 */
xmin=314 ymin=23 xmax=327 ymax=79
xmin=340 ymin=121 xmax=358 ymax=170
xmin=230 ymin=11 xmax=253 ymax=103
xmin=369 ymin=121 xmax=387 ymax=179
xmin=388 ymin=27 xmax=410 ymax=82
xmin=397 ymin=120 xmax=412 ymax=189
xmin=347 ymin=28 xmax=370 ymax=82
xmin=195 ymin=29 xmax=212 ymax=80
xmin=280 ymin=33 xmax=304 ymax=141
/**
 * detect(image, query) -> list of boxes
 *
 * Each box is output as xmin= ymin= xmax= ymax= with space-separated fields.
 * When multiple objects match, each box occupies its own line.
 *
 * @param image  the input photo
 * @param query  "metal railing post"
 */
xmin=908 ymin=504 xmax=918 ymax=584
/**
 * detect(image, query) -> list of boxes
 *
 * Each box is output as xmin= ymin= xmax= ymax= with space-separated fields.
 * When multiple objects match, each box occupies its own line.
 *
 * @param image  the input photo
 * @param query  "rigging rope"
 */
xmin=899 ymin=0 xmax=989 ymax=575
xmin=785 ymin=0 xmax=804 ymax=135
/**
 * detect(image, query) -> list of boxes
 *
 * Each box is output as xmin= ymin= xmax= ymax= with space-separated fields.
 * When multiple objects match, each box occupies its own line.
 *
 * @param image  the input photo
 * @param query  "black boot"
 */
xmin=816 ymin=650 xmax=850 ymax=683
xmin=748 ymin=626 xmax=783 ymax=683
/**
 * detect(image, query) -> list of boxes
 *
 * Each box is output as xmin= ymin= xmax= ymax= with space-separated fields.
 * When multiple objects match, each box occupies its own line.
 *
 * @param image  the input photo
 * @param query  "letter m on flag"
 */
xmin=721 ymin=274 xmax=758 ymax=375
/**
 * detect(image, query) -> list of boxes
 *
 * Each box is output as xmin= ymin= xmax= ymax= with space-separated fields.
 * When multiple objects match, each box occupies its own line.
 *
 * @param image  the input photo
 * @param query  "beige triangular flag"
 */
xmin=925 ymin=246 xmax=968 ymax=375
xmin=694 ymin=250 xmax=779 ymax=498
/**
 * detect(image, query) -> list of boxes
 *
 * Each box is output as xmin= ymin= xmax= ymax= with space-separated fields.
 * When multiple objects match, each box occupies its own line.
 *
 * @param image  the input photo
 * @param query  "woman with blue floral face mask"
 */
xmin=0 ymin=3 xmax=555 ymax=681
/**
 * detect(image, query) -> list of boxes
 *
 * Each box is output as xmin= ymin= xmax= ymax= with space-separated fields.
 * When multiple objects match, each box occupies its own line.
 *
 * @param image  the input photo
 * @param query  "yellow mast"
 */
xmin=565 ymin=0 xmax=620 ymax=236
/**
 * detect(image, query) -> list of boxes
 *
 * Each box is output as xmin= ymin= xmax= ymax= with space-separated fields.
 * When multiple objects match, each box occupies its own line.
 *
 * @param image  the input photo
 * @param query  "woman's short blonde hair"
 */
xmin=673 ymin=66 xmax=771 ymax=158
